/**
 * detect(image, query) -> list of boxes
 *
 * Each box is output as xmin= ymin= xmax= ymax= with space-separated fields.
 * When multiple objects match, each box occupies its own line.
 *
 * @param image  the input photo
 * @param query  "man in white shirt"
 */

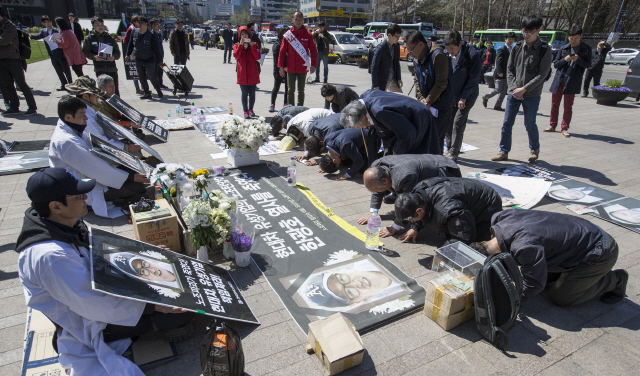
xmin=49 ymin=95 xmax=149 ymax=217
xmin=16 ymin=168 xmax=194 ymax=375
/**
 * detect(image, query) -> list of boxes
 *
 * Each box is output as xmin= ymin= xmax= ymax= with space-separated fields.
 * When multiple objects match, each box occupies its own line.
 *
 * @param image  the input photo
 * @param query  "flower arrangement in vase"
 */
xmin=182 ymin=192 xmax=236 ymax=261
xmin=149 ymin=163 xmax=194 ymax=192
xmin=216 ymin=116 xmax=271 ymax=151
xmin=191 ymin=168 xmax=211 ymax=195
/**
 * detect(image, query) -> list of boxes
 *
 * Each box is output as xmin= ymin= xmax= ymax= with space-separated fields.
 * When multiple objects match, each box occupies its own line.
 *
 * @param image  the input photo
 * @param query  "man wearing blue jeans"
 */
xmin=492 ymin=15 xmax=552 ymax=163
xmin=312 ymin=22 xmax=335 ymax=83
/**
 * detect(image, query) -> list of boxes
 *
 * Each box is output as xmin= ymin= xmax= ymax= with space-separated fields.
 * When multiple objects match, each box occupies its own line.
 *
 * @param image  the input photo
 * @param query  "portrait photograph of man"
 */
xmin=592 ymin=197 xmax=640 ymax=234
xmin=547 ymin=179 xmax=624 ymax=206
xmin=104 ymin=250 xmax=184 ymax=292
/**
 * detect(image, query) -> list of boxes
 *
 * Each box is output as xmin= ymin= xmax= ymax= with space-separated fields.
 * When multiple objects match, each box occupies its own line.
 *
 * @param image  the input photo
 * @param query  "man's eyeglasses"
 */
xmin=135 ymin=260 xmax=153 ymax=276
xmin=334 ymin=273 xmax=359 ymax=299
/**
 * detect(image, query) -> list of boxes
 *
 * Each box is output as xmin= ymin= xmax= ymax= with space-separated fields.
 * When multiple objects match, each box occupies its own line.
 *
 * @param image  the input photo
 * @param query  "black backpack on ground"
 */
xmin=201 ymin=320 xmax=244 ymax=376
xmin=474 ymin=252 xmax=523 ymax=351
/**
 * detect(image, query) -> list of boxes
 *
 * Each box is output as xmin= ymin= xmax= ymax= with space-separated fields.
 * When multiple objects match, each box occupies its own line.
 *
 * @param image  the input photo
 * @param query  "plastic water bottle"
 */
xmin=199 ymin=110 xmax=206 ymax=124
xmin=287 ymin=156 xmax=296 ymax=186
xmin=228 ymin=102 xmax=233 ymax=115
xmin=167 ymin=109 xmax=172 ymax=118
xmin=190 ymin=102 xmax=196 ymax=116
xmin=206 ymin=122 xmax=213 ymax=136
xmin=176 ymin=105 xmax=182 ymax=118
xmin=365 ymin=209 xmax=381 ymax=250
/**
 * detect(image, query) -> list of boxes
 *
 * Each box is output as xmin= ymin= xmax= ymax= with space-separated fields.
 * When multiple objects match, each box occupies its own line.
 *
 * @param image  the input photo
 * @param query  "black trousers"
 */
xmin=96 ymin=70 xmax=120 ymax=97
xmin=104 ymin=180 xmax=147 ymax=201
xmin=434 ymin=106 xmax=452 ymax=154
xmin=270 ymin=74 xmax=288 ymax=106
xmin=224 ymin=44 xmax=233 ymax=62
xmin=71 ymin=64 xmax=83 ymax=78
xmin=0 ymin=59 xmax=37 ymax=110
xmin=102 ymin=308 xmax=194 ymax=343
xmin=583 ymin=68 xmax=603 ymax=95
xmin=156 ymin=64 xmax=164 ymax=86
xmin=136 ymin=60 xmax=161 ymax=95
xmin=51 ymin=50 xmax=72 ymax=87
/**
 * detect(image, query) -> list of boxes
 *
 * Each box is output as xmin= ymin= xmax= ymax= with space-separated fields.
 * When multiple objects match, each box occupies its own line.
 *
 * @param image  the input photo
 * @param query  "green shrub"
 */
xmin=604 ymin=79 xmax=623 ymax=88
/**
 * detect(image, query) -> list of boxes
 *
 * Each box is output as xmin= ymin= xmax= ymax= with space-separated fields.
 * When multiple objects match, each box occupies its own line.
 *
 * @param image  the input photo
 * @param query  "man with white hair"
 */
xmin=341 ymin=90 xmax=440 ymax=155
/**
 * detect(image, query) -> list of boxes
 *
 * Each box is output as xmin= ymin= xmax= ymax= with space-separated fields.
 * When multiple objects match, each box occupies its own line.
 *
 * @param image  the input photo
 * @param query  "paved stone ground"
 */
xmin=1 ymin=42 xmax=640 ymax=375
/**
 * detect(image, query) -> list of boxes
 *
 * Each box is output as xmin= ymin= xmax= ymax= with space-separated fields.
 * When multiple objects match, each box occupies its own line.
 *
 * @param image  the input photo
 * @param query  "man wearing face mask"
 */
xmin=406 ymin=31 xmax=454 ymax=154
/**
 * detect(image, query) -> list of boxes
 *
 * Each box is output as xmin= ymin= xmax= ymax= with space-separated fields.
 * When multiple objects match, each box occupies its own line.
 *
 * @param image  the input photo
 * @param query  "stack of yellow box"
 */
xmin=424 ymin=274 xmax=475 ymax=330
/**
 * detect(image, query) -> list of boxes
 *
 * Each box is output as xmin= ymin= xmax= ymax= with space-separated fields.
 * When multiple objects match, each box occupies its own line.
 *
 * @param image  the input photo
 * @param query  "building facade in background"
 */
xmin=301 ymin=0 xmax=370 ymax=28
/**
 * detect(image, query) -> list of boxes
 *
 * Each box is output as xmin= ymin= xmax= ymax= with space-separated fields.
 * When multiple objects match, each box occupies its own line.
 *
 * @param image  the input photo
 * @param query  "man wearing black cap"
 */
xmin=16 ymin=168 xmax=194 ymax=376
xmin=49 ymin=95 xmax=148 ymax=217
xmin=68 ymin=13 xmax=84 ymax=43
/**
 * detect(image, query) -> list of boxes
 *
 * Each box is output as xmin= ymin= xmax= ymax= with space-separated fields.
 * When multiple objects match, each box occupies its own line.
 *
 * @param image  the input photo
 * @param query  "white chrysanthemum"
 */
xmin=369 ymin=297 xmax=415 ymax=315
xmin=324 ymin=249 xmax=361 ymax=266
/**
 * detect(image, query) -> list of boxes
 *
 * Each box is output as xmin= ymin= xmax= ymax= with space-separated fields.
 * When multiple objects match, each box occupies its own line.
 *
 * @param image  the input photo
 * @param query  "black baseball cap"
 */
xmin=26 ymin=168 xmax=96 ymax=203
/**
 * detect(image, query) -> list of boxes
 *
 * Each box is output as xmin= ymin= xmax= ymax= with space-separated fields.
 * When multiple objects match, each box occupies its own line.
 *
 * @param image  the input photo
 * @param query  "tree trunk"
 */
xmin=505 ymin=2 xmax=511 ymax=29
xmin=582 ymin=0 xmax=593 ymax=30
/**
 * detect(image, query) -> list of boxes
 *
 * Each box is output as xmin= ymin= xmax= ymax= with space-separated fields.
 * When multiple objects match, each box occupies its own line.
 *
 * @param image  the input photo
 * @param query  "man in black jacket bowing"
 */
xmin=470 ymin=210 xmax=628 ymax=307
xmin=482 ymin=32 xmax=515 ymax=111
xmin=341 ymin=90 xmax=440 ymax=156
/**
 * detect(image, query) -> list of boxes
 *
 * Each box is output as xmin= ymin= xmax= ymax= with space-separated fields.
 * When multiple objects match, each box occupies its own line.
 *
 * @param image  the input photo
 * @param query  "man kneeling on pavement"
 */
xmin=17 ymin=168 xmax=195 ymax=375
xmin=470 ymin=210 xmax=628 ymax=307
xmin=394 ymin=177 xmax=502 ymax=244
xmin=49 ymin=95 xmax=149 ymax=217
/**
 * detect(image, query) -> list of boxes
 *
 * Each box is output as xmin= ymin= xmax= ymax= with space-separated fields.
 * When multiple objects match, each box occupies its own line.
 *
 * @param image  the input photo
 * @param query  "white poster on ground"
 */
xmin=467 ymin=172 xmax=552 ymax=209
xmin=209 ymin=140 xmax=296 ymax=160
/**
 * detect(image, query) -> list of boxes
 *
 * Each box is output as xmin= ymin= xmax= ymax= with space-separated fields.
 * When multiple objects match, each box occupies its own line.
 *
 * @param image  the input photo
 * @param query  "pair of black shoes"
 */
xmin=600 ymin=269 xmax=629 ymax=304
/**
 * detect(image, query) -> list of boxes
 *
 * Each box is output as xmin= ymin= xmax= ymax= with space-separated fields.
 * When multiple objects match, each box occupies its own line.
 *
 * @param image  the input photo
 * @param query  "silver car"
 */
xmin=606 ymin=48 xmax=639 ymax=65
xmin=329 ymin=32 xmax=368 ymax=64
xmin=622 ymin=57 xmax=640 ymax=100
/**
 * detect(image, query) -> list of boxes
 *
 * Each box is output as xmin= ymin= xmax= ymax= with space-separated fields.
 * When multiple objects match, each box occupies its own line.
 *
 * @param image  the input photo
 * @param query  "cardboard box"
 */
xmin=307 ymin=313 xmax=365 ymax=375
xmin=426 ymin=277 xmax=474 ymax=315
xmin=131 ymin=199 xmax=182 ymax=253
xmin=424 ymin=303 xmax=475 ymax=331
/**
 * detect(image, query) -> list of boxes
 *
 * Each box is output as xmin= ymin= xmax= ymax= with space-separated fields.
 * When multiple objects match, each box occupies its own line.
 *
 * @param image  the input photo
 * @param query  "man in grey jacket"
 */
xmin=492 ymin=15 xmax=552 ymax=163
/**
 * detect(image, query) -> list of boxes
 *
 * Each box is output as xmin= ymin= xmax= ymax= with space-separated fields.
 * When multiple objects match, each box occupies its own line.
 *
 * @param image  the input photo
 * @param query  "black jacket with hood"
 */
xmin=16 ymin=208 xmax=90 ymax=256
xmin=410 ymin=177 xmax=502 ymax=244
xmin=491 ymin=210 xmax=612 ymax=299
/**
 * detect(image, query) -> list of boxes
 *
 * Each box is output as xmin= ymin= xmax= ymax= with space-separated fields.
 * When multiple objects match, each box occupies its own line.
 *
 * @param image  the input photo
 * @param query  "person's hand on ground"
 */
xmin=380 ymin=226 xmax=397 ymax=238
xmin=357 ymin=215 xmax=369 ymax=225
xmin=399 ymin=229 xmax=418 ymax=243
xmin=306 ymin=159 xmax=319 ymax=166
xmin=331 ymin=173 xmax=349 ymax=181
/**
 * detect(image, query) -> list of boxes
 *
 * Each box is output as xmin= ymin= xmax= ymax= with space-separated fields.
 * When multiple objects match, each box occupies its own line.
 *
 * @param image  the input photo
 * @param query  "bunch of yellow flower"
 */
xmin=192 ymin=168 xmax=211 ymax=193
xmin=191 ymin=168 xmax=210 ymax=179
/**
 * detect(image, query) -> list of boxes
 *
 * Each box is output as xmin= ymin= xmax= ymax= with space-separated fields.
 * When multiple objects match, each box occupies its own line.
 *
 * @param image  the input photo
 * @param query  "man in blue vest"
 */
xmin=406 ymin=31 xmax=454 ymax=154
xmin=125 ymin=16 xmax=162 ymax=100
xmin=31 ymin=15 xmax=72 ymax=91
xmin=82 ymin=17 xmax=121 ymax=96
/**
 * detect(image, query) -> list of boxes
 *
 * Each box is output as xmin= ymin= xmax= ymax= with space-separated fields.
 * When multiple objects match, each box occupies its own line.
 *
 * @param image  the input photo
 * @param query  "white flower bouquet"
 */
xmin=149 ymin=163 xmax=195 ymax=191
xmin=216 ymin=116 xmax=271 ymax=151
xmin=182 ymin=197 xmax=232 ymax=250
xmin=208 ymin=189 xmax=237 ymax=212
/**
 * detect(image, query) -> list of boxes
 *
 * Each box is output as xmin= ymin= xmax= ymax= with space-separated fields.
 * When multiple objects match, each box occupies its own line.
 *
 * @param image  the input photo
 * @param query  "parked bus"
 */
xmin=398 ymin=22 xmax=434 ymax=39
xmin=346 ymin=26 xmax=365 ymax=34
xmin=363 ymin=22 xmax=391 ymax=37
xmin=261 ymin=22 xmax=277 ymax=32
xmin=473 ymin=29 xmax=568 ymax=51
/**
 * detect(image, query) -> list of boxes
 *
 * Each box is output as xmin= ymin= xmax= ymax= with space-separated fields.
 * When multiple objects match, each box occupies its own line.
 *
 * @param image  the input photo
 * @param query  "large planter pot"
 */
xmin=592 ymin=88 xmax=630 ymax=105
xmin=328 ymin=55 xmax=339 ymax=64
xmin=356 ymin=59 xmax=369 ymax=68
xmin=227 ymin=147 xmax=259 ymax=167
xmin=484 ymin=73 xmax=495 ymax=88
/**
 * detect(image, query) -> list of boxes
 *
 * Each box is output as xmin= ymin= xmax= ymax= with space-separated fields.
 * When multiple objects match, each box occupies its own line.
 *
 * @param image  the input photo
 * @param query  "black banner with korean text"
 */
xmin=210 ymin=164 xmax=426 ymax=333
xmin=90 ymin=228 xmax=259 ymax=324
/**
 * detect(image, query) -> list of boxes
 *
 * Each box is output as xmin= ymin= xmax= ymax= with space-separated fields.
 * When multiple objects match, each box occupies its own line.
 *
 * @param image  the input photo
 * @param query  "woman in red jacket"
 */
xmin=234 ymin=26 xmax=261 ymax=119
xmin=54 ymin=17 xmax=87 ymax=78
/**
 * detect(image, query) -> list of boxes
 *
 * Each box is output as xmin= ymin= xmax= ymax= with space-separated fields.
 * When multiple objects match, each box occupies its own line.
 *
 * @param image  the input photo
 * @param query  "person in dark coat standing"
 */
xmin=270 ymin=26 xmax=289 ymax=112
xmin=545 ymin=24 xmax=591 ymax=138
xmin=150 ymin=19 xmax=167 ymax=89
xmin=443 ymin=31 xmax=481 ymax=161
xmin=222 ymin=22 xmax=234 ymax=63
xmin=583 ymin=40 xmax=611 ymax=97
xmin=169 ymin=21 xmax=190 ymax=65
xmin=68 ymin=13 xmax=84 ymax=44
xmin=342 ymin=89 xmax=440 ymax=156
xmin=31 ymin=15 xmax=72 ymax=91
xmin=479 ymin=41 xmax=496 ymax=84
xmin=358 ymin=154 xmax=461 ymax=242
xmin=321 ymin=84 xmax=359 ymax=113
xmin=370 ymin=23 xmax=403 ymax=92
xmin=308 ymin=127 xmax=381 ymax=181
xmin=483 ymin=32 xmax=516 ymax=111
xmin=470 ymin=210 xmax=628 ymax=307
xmin=406 ymin=31 xmax=454 ymax=155
xmin=394 ymin=177 xmax=502 ymax=244
xmin=126 ymin=16 xmax=163 ymax=100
